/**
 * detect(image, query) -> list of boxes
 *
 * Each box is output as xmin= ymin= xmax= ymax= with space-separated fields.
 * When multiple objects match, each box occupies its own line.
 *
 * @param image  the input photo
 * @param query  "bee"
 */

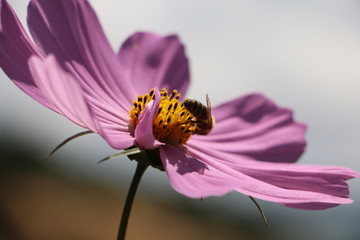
xmin=183 ymin=94 xmax=214 ymax=135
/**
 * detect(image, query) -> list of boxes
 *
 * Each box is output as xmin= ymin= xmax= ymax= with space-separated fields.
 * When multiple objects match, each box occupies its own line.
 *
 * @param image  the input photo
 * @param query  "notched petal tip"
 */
xmin=191 ymin=93 xmax=307 ymax=163
xmin=1 ymin=0 xmax=13 ymax=24
xmin=0 ymin=0 xmax=55 ymax=110
xmin=175 ymin=144 xmax=359 ymax=210
xmin=118 ymin=32 xmax=190 ymax=96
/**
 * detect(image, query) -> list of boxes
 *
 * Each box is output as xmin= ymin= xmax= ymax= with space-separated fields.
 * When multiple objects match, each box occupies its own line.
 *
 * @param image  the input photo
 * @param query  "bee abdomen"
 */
xmin=183 ymin=99 xmax=208 ymax=120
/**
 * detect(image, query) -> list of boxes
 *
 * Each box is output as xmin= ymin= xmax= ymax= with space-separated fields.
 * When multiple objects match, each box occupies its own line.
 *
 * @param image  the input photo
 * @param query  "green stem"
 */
xmin=117 ymin=161 xmax=148 ymax=240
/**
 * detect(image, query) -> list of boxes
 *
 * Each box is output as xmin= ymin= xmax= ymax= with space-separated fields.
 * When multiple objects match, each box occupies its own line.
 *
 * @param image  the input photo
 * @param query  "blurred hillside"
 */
xmin=0 ymin=133 xmax=272 ymax=240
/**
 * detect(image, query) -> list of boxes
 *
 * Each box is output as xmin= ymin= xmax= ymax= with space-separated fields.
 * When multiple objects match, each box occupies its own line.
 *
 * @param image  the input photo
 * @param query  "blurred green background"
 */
xmin=1 ymin=0 xmax=360 ymax=239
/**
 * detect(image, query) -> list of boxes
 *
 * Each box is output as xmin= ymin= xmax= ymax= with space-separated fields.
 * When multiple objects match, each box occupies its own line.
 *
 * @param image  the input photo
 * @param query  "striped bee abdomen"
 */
xmin=183 ymin=99 xmax=208 ymax=120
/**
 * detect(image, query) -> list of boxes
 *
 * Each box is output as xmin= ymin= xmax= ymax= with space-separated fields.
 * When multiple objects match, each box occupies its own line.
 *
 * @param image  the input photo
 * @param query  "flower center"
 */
xmin=129 ymin=88 xmax=198 ymax=145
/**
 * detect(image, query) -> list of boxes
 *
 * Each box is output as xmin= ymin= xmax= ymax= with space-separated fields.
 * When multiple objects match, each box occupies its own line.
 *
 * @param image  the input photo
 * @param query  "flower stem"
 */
xmin=117 ymin=161 xmax=148 ymax=240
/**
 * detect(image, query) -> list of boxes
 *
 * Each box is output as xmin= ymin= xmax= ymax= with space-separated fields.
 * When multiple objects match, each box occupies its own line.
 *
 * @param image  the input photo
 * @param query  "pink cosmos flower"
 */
xmin=1 ymin=0 xmax=358 ymax=210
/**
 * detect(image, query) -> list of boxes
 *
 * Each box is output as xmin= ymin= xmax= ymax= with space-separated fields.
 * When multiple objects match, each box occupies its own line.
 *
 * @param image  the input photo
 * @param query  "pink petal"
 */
xmin=135 ymin=88 xmax=164 ymax=149
xmin=27 ymin=0 xmax=136 ymax=110
xmin=160 ymin=145 xmax=234 ymax=197
xmin=28 ymin=55 xmax=98 ymax=131
xmin=28 ymin=54 xmax=135 ymax=150
xmin=75 ymin=62 xmax=135 ymax=150
xmin=161 ymin=144 xmax=359 ymax=210
xmin=0 ymin=0 xmax=54 ymax=110
xmin=118 ymin=32 xmax=190 ymax=97
xmin=190 ymin=93 xmax=306 ymax=163
xmin=97 ymin=126 xmax=135 ymax=150
xmin=189 ymin=145 xmax=359 ymax=209
xmin=26 ymin=0 xmax=139 ymax=149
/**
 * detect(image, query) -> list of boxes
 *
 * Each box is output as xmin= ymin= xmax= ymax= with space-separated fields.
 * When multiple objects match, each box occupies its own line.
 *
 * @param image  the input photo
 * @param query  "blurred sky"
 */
xmin=1 ymin=0 xmax=360 ymax=239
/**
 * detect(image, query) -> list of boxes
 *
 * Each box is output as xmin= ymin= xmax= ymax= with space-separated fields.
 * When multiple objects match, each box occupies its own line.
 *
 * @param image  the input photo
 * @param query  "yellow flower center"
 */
xmin=129 ymin=88 xmax=197 ymax=145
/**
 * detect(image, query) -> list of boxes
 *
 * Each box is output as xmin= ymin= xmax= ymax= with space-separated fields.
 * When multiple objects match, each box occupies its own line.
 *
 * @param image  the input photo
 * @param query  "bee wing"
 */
xmin=205 ymin=94 xmax=214 ymax=128
xmin=206 ymin=94 xmax=212 ymax=112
